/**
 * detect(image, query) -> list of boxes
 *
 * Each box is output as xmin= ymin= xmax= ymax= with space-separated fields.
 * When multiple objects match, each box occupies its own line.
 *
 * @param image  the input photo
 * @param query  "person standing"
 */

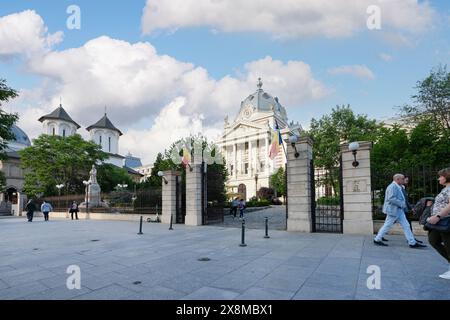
xmin=426 ymin=168 xmax=450 ymax=279
xmin=69 ymin=201 xmax=79 ymax=220
xmin=238 ymin=198 xmax=246 ymax=219
xmin=401 ymin=176 xmax=423 ymax=243
xmin=230 ymin=197 xmax=238 ymax=219
xmin=41 ymin=200 xmax=53 ymax=221
xmin=374 ymin=174 xmax=426 ymax=248
xmin=25 ymin=199 xmax=36 ymax=222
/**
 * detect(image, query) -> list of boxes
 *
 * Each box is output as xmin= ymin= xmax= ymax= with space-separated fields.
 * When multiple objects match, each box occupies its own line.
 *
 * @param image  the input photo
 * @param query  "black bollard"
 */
xmin=138 ymin=216 xmax=143 ymax=235
xmin=264 ymin=217 xmax=270 ymax=239
xmin=239 ymin=219 xmax=247 ymax=247
xmin=169 ymin=214 xmax=173 ymax=230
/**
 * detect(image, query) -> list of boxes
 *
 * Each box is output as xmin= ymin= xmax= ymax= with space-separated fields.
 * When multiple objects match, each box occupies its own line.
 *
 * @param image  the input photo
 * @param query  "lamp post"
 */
xmin=348 ymin=142 xmax=360 ymax=167
xmin=83 ymin=180 xmax=91 ymax=214
xmin=56 ymin=183 xmax=64 ymax=215
xmin=158 ymin=171 xmax=168 ymax=185
xmin=289 ymin=135 xmax=300 ymax=158
xmin=254 ymin=173 xmax=258 ymax=198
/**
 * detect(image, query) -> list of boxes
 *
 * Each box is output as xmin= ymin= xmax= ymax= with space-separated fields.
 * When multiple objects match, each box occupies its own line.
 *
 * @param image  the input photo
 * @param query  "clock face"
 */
xmin=243 ymin=107 xmax=252 ymax=118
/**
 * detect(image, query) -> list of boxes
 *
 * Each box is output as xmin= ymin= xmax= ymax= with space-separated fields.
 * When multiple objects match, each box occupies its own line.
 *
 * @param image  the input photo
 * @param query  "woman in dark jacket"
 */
xmin=69 ymin=201 xmax=79 ymax=220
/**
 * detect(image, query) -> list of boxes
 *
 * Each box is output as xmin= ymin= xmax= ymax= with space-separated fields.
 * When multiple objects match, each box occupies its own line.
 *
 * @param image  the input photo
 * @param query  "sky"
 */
xmin=0 ymin=0 xmax=449 ymax=165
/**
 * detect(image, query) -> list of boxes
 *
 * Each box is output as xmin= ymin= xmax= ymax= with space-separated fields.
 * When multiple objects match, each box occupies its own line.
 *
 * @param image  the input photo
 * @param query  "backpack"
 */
xmin=412 ymin=197 xmax=435 ymax=225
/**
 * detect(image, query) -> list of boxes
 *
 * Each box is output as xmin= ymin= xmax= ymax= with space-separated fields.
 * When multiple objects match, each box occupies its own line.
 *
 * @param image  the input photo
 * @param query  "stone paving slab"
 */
xmin=0 ymin=217 xmax=449 ymax=300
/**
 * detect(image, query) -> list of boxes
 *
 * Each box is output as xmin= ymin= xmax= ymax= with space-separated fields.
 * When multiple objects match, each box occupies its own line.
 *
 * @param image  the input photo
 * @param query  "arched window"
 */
xmin=99 ymin=135 xmax=102 ymax=145
xmin=52 ymin=127 xmax=55 ymax=136
xmin=62 ymin=129 xmax=66 ymax=137
xmin=108 ymin=137 xmax=111 ymax=152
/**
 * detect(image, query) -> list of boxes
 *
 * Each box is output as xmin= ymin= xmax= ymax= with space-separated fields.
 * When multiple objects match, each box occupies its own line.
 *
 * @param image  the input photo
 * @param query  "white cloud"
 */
xmin=328 ymin=65 xmax=375 ymax=80
xmin=379 ymin=53 xmax=393 ymax=62
xmin=0 ymin=10 xmax=63 ymax=57
xmin=2 ymin=10 xmax=328 ymax=164
xmin=141 ymin=0 xmax=435 ymax=40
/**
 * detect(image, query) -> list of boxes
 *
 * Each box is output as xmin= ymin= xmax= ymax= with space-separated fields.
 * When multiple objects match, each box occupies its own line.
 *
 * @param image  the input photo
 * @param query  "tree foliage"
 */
xmin=270 ymin=167 xmax=286 ymax=198
xmin=400 ymin=64 xmax=450 ymax=131
xmin=97 ymin=163 xmax=134 ymax=193
xmin=19 ymin=134 xmax=107 ymax=197
xmin=0 ymin=79 xmax=19 ymax=161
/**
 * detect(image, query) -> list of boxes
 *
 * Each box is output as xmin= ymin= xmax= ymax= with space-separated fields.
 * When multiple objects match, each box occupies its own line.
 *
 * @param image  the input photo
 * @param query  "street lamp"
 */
xmin=289 ymin=135 xmax=300 ymax=158
xmin=83 ymin=180 xmax=91 ymax=213
xmin=158 ymin=171 xmax=168 ymax=185
xmin=348 ymin=142 xmax=360 ymax=167
xmin=56 ymin=183 xmax=65 ymax=212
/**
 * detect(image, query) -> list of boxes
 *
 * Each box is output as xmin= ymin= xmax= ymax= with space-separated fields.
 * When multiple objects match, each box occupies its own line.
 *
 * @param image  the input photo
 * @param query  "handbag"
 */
xmin=425 ymin=217 xmax=450 ymax=233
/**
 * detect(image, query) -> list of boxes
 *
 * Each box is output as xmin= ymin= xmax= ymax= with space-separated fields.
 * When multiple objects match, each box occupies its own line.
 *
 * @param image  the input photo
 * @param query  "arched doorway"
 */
xmin=5 ymin=187 xmax=18 ymax=204
xmin=237 ymin=183 xmax=247 ymax=200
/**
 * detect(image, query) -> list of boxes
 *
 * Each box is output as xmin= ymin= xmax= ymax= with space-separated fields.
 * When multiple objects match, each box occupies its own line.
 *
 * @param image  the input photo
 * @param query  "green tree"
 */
xmin=270 ymin=167 xmax=286 ymax=199
xmin=0 ymin=79 xmax=19 ymax=160
xmin=400 ymin=64 xmax=450 ymax=131
xmin=308 ymin=105 xmax=381 ymax=193
xmin=19 ymin=134 xmax=107 ymax=197
xmin=97 ymin=163 xmax=134 ymax=193
xmin=141 ymin=152 xmax=174 ymax=188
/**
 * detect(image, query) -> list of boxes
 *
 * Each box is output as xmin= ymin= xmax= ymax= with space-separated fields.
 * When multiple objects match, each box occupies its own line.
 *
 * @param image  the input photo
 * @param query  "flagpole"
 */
xmin=275 ymin=118 xmax=288 ymax=160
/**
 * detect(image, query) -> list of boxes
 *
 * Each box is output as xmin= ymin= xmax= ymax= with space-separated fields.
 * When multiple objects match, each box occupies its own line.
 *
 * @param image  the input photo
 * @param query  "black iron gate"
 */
xmin=202 ymin=162 xmax=225 ymax=225
xmin=310 ymin=158 xmax=344 ymax=233
xmin=175 ymin=174 xmax=186 ymax=223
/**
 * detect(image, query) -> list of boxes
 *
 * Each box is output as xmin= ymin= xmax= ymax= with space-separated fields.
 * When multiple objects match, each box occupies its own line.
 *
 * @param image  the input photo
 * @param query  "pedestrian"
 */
xmin=40 ymin=200 xmax=53 ymax=221
xmin=401 ymin=176 xmax=423 ymax=243
xmin=374 ymin=173 xmax=426 ymax=248
xmin=25 ymin=199 xmax=36 ymax=222
xmin=69 ymin=201 xmax=79 ymax=220
xmin=230 ymin=197 xmax=238 ymax=219
xmin=426 ymin=167 xmax=450 ymax=279
xmin=238 ymin=198 xmax=246 ymax=219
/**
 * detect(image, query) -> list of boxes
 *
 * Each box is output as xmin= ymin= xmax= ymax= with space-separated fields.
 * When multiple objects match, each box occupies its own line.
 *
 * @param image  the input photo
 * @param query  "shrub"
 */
xmin=317 ymin=196 xmax=340 ymax=206
xmin=257 ymin=187 xmax=275 ymax=201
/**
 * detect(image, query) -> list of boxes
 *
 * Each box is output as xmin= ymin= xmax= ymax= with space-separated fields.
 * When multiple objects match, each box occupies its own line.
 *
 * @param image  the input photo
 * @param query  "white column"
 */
xmin=341 ymin=141 xmax=373 ymax=235
xmin=233 ymin=143 xmax=237 ymax=177
xmin=161 ymin=170 xmax=180 ymax=224
xmin=248 ymin=140 xmax=252 ymax=177
xmin=286 ymin=137 xmax=313 ymax=232
xmin=265 ymin=136 xmax=269 ymax=174
xmin=185 ymin=164 xmax=203 ymax=226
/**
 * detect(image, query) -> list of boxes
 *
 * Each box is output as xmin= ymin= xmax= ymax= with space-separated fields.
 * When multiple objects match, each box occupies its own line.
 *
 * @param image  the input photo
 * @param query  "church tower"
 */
xmin=86 ymin=113 xmax=124 ymax=166
xmin=38 ymin=104 xmax=80 ymax=137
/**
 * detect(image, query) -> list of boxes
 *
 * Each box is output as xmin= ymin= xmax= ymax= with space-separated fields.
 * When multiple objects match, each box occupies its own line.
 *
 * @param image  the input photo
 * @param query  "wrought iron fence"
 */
xmin=35 ymin=188 xmax=162 ymax=214
xmin=371 ymin=164 xmax=448 ymax=220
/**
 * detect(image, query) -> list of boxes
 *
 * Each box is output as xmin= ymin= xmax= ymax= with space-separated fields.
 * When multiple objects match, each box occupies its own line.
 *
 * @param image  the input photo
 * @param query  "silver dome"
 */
xmin=238 ymin=78 xmax=288 ymax=121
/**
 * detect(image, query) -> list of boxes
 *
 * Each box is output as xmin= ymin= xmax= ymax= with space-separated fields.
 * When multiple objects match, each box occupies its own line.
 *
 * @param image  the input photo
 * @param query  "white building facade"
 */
xmin=216 ymin=79 xmax=301 ymax=200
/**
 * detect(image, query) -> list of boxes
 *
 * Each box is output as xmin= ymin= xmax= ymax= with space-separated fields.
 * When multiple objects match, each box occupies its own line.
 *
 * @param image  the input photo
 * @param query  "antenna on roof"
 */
xmin=60 ymin=97 xmax=62 ymax=107
xmin=104 ymin=105 xmax=107 ymax=116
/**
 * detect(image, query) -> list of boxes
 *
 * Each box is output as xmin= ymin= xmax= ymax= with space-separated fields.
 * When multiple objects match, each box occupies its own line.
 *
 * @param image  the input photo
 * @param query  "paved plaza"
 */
xmin=0 ymin=216 xmax=449 ymax=300
xmin=218 ymin=206 xmax=287 ymax=230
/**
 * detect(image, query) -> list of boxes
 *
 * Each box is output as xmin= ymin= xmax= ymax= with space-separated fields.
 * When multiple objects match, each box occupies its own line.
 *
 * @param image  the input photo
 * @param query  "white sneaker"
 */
xmin=438 ymin=270 xmax=450 ymax=279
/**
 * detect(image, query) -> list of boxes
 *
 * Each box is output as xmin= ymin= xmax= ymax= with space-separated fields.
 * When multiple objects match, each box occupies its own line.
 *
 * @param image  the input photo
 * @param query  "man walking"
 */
xmin=401 ymin=176 xmax=423 ymax=243
xmin=25 ymin=199 xmax=36 ymax=222
xmin=230 ymin=197 xmax=238 ymax=219
xmin=374 ymin=174 xmax=426 ymax=248
xmin=41 ymin=200 xmax=53 ymax=221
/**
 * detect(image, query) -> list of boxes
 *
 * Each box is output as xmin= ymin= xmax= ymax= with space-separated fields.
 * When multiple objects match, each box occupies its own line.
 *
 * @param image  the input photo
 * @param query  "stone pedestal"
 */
xmin=161 ymin=170 xmax=180 ymax=224
xmin=286 ymin=137 xmax=313 ymax=232
xmin=185 ymin=164 xmax=203 ymax=226
xmin=87 ymin=183 xmax=101 ymax=207
xmin=340 ymin=141 xmax=373 ymax=235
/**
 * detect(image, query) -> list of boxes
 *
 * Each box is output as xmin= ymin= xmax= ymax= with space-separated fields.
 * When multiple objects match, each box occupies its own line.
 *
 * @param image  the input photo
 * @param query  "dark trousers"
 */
xmin=428 ymin=229 xmax=450 ymax=263
xmin=43 ymin=211 xmax=49 ymax=221
xmin=26 ymin=211 xmax=34 ymax=222
xmin=239 ymin=209 xmax=244 ymax=218
xmin=230 ymin=207 xmax=237 ymax=218
xmin=71 ymin=210 xmax=79 ymax=220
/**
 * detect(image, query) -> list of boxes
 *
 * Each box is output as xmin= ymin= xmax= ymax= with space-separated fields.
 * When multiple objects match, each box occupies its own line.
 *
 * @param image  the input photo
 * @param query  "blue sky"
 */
xmin=0 ymin=0 xmax=449 ymax=163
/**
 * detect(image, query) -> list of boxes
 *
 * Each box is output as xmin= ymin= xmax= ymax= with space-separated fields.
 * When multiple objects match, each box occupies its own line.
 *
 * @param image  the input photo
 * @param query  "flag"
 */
xmin=269 ymin=120 xmax=283 ymax=160
xmin=181 ymin=148 xmax=191 ymax=168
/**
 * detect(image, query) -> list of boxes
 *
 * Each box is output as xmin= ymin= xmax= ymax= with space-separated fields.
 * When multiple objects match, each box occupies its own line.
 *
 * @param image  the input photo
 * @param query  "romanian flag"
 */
xmin=269 ymin=121 xmax=283 ymax=160
xmin=181 ymin=148 xmax=191 ymax=168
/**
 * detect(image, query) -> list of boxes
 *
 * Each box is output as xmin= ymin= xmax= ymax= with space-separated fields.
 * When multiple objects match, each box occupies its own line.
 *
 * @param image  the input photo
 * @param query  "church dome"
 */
xmin=10 ymin=125 xmax=31 ymax=147
xmin=238 ymin=78 xmax=288 ymax=121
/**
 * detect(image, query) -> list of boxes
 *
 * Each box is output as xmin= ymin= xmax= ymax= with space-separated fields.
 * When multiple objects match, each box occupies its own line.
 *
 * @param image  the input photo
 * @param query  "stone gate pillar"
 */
xmin=340 ymin=141 xmax=373 ymax=235
xmin=161 ymin=170 xmax=181 ymax=224
xmin=286 ymin=137 xmax=314 ymax=232
xmin=185 ymin=164 xmax=203 ymax=226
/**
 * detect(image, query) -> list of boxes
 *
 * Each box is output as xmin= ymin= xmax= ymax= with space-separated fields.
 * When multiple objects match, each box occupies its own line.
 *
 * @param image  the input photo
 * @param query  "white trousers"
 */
xmin=374 ymin=213 xmax=416 ymax=245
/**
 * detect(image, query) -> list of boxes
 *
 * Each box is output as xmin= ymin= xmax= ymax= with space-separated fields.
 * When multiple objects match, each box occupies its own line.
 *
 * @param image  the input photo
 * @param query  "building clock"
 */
xmin=243 ymin=106 xmax=252 ymax=119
